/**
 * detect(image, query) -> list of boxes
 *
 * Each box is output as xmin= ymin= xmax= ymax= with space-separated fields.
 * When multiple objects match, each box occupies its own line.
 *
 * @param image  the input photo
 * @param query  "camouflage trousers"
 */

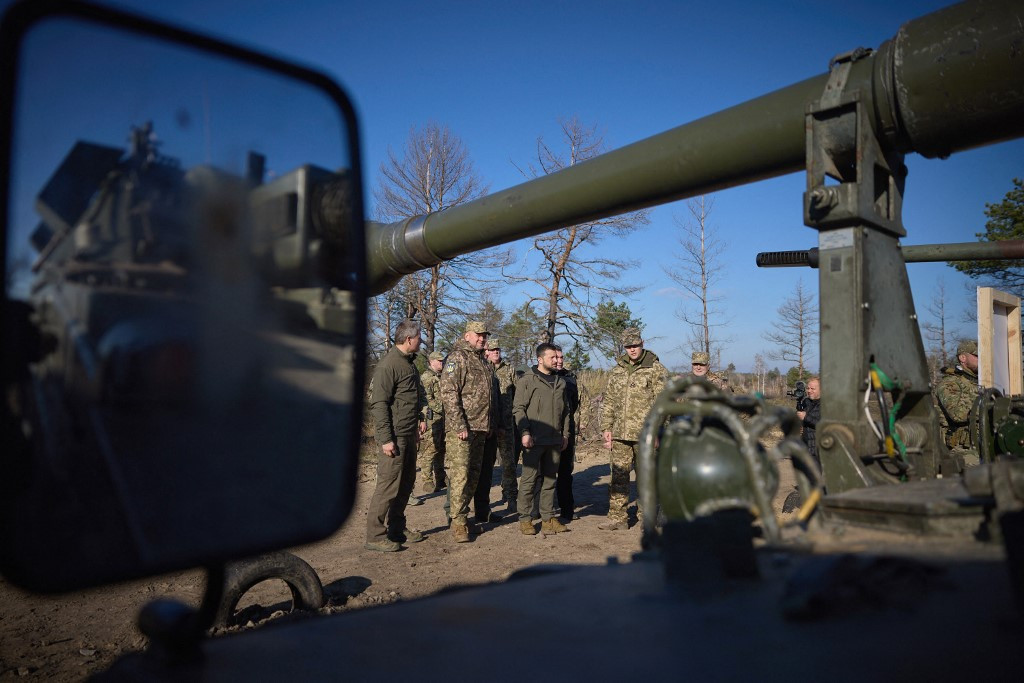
xmin=607 ymin=439 xmax=640 ymax=523
xmin=497 ymin=429 xmax=518 ymax=501
xmin=445 ymin=430 xmax=486 ymax=526
xmin=417 ymin=420 xmax=446 ymax=494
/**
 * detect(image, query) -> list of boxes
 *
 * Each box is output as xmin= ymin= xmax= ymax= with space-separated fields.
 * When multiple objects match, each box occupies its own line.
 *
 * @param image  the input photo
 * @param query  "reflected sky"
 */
xmin=6 ymin=15 xmax=350 ymax=298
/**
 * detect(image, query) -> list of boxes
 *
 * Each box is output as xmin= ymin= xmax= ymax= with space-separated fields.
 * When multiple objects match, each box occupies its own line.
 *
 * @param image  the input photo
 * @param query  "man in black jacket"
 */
xmin=365 ymin=320 xmax=426 ymax=552
xmin=554 ymin=348 xmax=579 ymax=524
xmin=797 ymin=377 xmax=821 ymax=468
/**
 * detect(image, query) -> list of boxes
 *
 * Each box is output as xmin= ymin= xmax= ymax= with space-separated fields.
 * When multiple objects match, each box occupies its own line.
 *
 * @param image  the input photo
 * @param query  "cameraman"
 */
xmin=796 ymin=377 xmax=821 ymax=466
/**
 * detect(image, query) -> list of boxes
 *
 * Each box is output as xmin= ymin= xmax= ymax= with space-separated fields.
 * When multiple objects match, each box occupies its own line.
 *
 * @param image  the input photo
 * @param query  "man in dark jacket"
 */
xmin=513 ymin=343 xmax=571 ymax=536
xmin=554 ymin=348 xmax=579 ymax=524
xmin=365 ymin=320 xmax=426 ymax=552
xmin=797 ymin=377 xmax=821 ymax=468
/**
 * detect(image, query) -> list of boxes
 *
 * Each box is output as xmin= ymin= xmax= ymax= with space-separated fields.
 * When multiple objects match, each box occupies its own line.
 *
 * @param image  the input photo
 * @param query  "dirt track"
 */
xmin=0 ymin=441 xmax=795 ymax=681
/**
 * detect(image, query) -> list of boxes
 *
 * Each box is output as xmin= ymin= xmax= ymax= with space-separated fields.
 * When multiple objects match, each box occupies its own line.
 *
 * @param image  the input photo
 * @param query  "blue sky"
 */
xmin=6 ymin=0 xmax=1022 ymax=371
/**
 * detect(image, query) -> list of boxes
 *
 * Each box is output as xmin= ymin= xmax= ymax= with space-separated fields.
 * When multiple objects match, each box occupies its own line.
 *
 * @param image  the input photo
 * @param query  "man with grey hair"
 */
xmin=691 ymin=350 xmax=730 ymax=391
xmin=365 ymin=319 xmax=427 ymax=552
xmin=440 ymin=320 xmax=496 ymax=542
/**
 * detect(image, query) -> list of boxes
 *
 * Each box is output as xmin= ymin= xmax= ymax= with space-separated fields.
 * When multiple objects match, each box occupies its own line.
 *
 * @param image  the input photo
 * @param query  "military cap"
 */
xmin=428 ymin=351 xmax=445 ymax=361
xmin=957 ymin=339 xmax=978 ymax=356
xmin=692 ymin=351 xmax=710 ymax=365
xmin=485 ymin=338 xmax=501 ymax=350
xmin=465 ymin=320 xmax=489 ymax=335
xmin=620 ymin=326 xmax=643 ymax=347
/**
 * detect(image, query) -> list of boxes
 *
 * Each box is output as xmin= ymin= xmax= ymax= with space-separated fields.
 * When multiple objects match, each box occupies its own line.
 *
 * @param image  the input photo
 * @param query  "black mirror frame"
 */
xmin=0 ymin=0 xmax=367 ymax=591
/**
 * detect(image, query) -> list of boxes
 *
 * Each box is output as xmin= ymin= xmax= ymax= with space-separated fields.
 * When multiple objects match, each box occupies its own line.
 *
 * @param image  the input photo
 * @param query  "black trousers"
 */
xmin=556 ymin=441 xmax=575 ymax=517
xmin=474 ymin=433 xmax=499 ymax=518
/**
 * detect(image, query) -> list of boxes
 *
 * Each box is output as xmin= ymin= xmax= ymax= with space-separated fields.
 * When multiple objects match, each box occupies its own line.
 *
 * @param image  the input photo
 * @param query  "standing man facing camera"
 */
xmin=690 ymin=350 xmax=730 ymax=391
xmin=599 ymin=327 xmax=667 ymax=531
xmin=513 ymin=343 xmax=571 ymax=536
xmin=440 ymin=321 xmax=495 ymax=543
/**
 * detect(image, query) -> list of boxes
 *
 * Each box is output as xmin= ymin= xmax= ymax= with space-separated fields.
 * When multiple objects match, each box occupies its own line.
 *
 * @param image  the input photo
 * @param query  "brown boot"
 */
xmin=519 ymin=520 xmax=537 ymax=536
xmin=541 ymin=518 xmax=569 ymax=534
xmin=452 ymin=523 xmax=470 ymax=543
xmin=598 ymin=519 xmax=626 ymax=531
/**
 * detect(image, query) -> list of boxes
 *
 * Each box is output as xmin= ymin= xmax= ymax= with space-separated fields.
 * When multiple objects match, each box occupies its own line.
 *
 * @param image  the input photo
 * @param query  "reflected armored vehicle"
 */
xmin=1 ymin=0 xmax=1023 ymax=679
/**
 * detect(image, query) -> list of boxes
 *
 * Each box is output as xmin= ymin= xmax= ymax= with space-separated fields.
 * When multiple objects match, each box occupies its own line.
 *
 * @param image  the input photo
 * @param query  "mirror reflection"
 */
xmin=3 ymin=14 xmax=363 ymax=590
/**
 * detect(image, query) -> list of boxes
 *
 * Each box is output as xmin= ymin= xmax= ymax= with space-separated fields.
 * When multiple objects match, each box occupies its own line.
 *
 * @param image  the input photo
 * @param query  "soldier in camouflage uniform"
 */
xmin=599 ymin=327 xmax=667 ymax=530
xmin=483 ymin=339 xmax=518 ymax=515
xmin=417 ymin=351 xmax=447 ymax=495
xmin=439 ymin=320 xmax=496 ymax=542
xmin=690 ymin=350 xmax=731 ymax=391
xmin=935 ymin=339 xmax=980 ymax=453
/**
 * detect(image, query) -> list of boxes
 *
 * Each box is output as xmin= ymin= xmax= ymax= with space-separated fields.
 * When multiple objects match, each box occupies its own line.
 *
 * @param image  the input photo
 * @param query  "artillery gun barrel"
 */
xmin=367 ymin=0 xmax=1024 ymax=294
xmin=756 ymin=240 xmax=1024 ymax=269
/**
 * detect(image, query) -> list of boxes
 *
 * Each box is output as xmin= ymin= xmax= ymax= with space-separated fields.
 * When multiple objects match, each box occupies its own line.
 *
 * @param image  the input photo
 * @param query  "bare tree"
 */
xmin=763 ymin=279 xmax=818 ymax=380
xmin=505 ymin=116 xmax=650 ymax=349
xmin=921 ymin=279 xmax=962 ymax=381
xmin=372 ymin=121 xmax=509 ymax=351
xmin=368 ymin=276 xmax=419 ymax=360
xmin=663 ymin=195 xmax=731 ymax=363
xmin=752 ymin=353 xmax=767 ymax=394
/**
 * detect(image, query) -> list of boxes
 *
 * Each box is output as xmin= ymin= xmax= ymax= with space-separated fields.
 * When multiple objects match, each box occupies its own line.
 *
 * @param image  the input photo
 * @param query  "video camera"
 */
xmin=787 ymin=380 xmax=808 ymax=412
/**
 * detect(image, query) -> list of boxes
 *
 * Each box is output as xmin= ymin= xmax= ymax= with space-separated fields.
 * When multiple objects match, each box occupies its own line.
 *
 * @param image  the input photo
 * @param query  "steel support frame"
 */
xmin=804 ymin=51 xmax=956 ymax=494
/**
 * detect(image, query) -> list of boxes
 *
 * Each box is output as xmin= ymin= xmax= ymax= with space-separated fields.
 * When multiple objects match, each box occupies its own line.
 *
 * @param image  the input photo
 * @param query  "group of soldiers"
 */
xmin=365 ymin=319 xmax=583 ymax=549
xmin=366 ymin=319 xmax=687 ymax=549
xmin=365 ymin=314 xmax=984 ymax=551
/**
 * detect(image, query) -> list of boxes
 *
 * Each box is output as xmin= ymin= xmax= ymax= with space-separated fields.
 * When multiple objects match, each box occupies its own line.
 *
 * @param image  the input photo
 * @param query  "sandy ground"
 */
xmin=0 ymin=441 xmax=796 ymax=681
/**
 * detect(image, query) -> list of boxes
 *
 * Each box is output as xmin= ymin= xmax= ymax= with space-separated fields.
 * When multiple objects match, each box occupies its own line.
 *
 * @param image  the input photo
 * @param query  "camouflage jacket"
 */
xmin=491 ymin=360 xmax=516 ymax=430
xmin=368 ymin=345 xmax=424 ymax=445
xmin=440 ymin=339 xmax=494 ymax=433
xmin=705 ymin=371 xmax=731 ymax=392
xmin=600 ymin=349 xmax=668 ymax=442
xmin=935 ymin=365 xmax=978 ymax=448
xmin=420 ymin=367 xmax=444 ymax=424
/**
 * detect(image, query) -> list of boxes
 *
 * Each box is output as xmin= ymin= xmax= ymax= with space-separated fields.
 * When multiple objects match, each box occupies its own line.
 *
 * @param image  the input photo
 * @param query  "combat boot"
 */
xmin=519 ymin=519 xmax=537 ymax=536
xmin=364 ymin=539 xmax=401 ymax=552
xmin=388 ymin=528 xmax=424 ymax=544
xmin=541 ymin=518 xmax=569 ymax=534
xmin=598 ymin=519 xmax=626 ymax=531
xmin=451 ymin=523 xmax=470 ymax=543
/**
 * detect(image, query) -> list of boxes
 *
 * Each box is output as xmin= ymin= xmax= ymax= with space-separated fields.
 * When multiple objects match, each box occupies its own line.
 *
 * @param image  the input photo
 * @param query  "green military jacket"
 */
xmin=368 ymin=345 xmax=425 ymax=445
xmin=513 ymin=367 xmax=570 ymax=447
xmin=421 ymin=367 xmax=444 ymax=424
xmin=935 ymin=365 xmax=978 ymax=448
xmin=440 ymin=339 xmax=495 ymax=433
xmin=600 ymin=349 xmax=667 ymax=442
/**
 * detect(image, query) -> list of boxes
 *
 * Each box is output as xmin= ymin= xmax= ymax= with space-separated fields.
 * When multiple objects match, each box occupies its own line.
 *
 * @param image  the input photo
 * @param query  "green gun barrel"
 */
xmin=368 ymin=0 xmax=1024 ymax=294
xmin=756 ymin=240 xmax=1024 ymax=268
